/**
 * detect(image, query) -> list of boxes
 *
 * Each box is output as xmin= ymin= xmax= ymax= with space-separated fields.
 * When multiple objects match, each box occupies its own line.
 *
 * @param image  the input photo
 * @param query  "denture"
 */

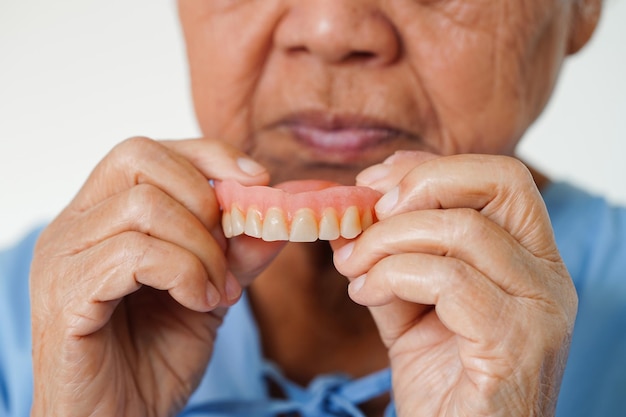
xmin=214 ymin=179 xmax=382 ymax=242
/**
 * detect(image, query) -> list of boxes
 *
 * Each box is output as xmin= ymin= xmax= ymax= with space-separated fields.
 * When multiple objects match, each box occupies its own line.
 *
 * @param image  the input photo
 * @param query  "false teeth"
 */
xmin=340 ymin=206 xmax=361 ymax=239
xmin=230 ymin=206 xmax=245 ymax=236
xmin=222 ymin=205 xmax=374 ymax=241
xmin=262 ymin=207 xmax=289 ymax=241
xmin=289 ymin=208 xmax=319 ymax=242
xmin=215 ymin=179 xmax=382 ymax=241
xmin=244 ymin=207 xmax=263 ymax=238
xmin=319 ymin=208 xmax=341 ymax=240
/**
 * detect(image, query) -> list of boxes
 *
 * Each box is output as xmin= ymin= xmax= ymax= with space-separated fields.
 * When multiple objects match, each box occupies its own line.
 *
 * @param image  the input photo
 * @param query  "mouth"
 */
xmin=277 ymin=111 xmax=418 ymax=159
xmin=248 ymin=110 xmax=426 ymax=184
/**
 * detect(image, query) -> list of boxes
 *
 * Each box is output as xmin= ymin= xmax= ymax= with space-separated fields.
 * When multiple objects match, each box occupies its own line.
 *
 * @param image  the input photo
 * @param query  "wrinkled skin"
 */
xmin=30 ymin=138 xmax=285 ymax=416
xmin=334 ymin=151 xmax=577 ymax=415
xmin=30 ymin=0 xmax=601 ymax=416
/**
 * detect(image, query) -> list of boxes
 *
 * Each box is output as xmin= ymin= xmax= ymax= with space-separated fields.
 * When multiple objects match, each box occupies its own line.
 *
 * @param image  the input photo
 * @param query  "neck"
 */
xmin=248 ymin=241 xmax=388 ymax=385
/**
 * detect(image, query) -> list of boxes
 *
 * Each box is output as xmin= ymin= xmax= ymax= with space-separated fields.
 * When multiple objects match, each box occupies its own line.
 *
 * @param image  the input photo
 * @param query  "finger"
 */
xmin=328 ymin=237 xmax=350 ymax=254
xmin=57 ymin=183 xmax=239 ymax=302
xmin=65 ymin=231 xmax=220 ymax=336
xmin=161 ymin=138 xmax=269 ymax=185
xmin=71 ymin=137 xmax=221 ymax=231
xmin=356 ymin=150 xmax=439 ymax=193
xmin=226 ymin=235 xmax=287 ymax=287
xmin=348 ymin=252 xmax=511 ymax=345
xmin=373 ymin=154 xmax=556 ymax=257
xmin=334 ymin=208 xmax=555 ymax=299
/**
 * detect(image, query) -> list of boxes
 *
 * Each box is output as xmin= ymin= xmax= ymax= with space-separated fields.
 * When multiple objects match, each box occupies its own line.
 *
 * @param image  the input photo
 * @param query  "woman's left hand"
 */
xmin=333 ymin=152 xmax=577 ymax=417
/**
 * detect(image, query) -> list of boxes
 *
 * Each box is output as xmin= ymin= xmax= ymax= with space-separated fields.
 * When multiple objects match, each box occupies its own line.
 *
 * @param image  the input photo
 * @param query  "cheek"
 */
xmin=404 ymin=4 xmax=569 ymax=156
xmin=182 ymin=3 xmax=283 ymax=147
xmin=413 ymin=27 xmax=528 ymax=154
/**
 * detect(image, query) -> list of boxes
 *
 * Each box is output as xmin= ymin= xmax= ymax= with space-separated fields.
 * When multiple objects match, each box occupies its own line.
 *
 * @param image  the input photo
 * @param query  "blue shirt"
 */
xmin=1 ymin=182 xmax=625 ymax=416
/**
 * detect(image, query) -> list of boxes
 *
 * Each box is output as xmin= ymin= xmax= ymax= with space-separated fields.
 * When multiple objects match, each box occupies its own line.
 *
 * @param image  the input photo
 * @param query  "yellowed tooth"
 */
xmin=340 ymin=206 xmax=362 ymax=239
xmin=230 ymin=206 xmax=245 ymax=236
xmin=289 ymin=208 xmax=318 ymax=242
xmin=319 ymin=207 xmax=340 ymax=240
xmin=222 ymin=211 xmax=233 ymax=237
xmin=361 ymin=209 xmax=374 ymax=231
xmin=262 ymin=207 xmax=289 ymax=241
xmin=244 ymin=206 xmax=263 ymax=238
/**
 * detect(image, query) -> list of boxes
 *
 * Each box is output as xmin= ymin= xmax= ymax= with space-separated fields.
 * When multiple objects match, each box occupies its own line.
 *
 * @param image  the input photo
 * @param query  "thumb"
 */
xmin=226 ymin=235 xmax=287 ymax=287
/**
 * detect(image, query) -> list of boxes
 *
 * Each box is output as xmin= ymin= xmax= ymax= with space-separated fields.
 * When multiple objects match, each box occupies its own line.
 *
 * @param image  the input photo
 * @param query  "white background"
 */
xmin=1 ymin=0 xmax=625 ymax=248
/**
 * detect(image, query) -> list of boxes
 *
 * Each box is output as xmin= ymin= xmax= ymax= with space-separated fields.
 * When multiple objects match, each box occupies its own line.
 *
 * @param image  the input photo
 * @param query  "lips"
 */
xmin=249 ymin=110 xmax=425 ymax=184
xmin=278 ymin=112 xmax=413 ymax=156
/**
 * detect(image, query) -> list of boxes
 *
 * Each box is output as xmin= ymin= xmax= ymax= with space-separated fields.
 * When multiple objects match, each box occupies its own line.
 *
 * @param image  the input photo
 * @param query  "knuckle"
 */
xmin=118 ymin=230 xmax=207 ymax=286
xmin=110 ymin=136 xmax=163 ymax=176
xmin=501 ymin=156 xmax=535 ymax=187
xmin=447 ymin=208 xmax=489 ymax=242
xmin=124 ymin=183 xmax=167 ymax=231
xmin=114 ymin=230 xmax=165 ymax=276
xmin=116 ymin=135 xmax=156 ymax=154
xmin=170 ymin=252 xmax=207 ymax=288
xmin=127 ymin=183 xmax=162 ymax=210
xmin=116 ymin=230 xmax=150 ymax=264
xmin=446 ymin=257 xmax=473 ymax=286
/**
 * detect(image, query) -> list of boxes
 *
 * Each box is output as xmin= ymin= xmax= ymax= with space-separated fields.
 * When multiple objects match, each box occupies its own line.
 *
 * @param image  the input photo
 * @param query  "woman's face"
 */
xmin=178 ymin=0 xmax=597 ymax=185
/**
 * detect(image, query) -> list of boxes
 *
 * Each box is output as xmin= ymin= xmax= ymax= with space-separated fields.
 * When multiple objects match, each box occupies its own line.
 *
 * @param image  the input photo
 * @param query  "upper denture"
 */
xmin=214 ymin=179 xmax=382 ymax=242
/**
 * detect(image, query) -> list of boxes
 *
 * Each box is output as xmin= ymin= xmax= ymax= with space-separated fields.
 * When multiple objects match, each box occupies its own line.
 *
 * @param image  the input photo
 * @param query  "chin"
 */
xmin=266 ymin=162 xmax=367 ymax=187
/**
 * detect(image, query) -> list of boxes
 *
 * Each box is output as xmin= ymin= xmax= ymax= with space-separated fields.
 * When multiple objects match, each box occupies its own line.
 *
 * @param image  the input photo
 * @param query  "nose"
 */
xmin=274 ymin=1 xmax=400 ymax=66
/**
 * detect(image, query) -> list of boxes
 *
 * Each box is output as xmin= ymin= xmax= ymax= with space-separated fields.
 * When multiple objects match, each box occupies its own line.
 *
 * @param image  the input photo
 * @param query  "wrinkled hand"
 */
xmin=29 ymin=137 xmax=284 ymax=417
xmin=333 ymin=151 xmax=577 ymax=417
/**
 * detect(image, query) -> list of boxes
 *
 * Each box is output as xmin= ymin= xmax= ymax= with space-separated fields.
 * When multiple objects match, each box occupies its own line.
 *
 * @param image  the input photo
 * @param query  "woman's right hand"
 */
xmin=29 ymin=137 xmax=284 ymax=417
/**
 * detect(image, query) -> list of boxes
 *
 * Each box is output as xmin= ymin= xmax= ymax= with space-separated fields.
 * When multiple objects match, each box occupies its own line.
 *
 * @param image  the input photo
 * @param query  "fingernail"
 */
xmin=207 ymin=283 xmax=221 ymax=307
xmin=349 ymin=274 xmax=367 ymax=294
xmin=237 ymin=157 xmax=266 ymax=176
xmin=383 ymin=150 xmax=404 ymax=165
xmin=225 ymin=271 xmax=242 ymax=302
xmin=356 ymin=165 xmax=391 ymax=186
xmin=334 ymin=241 xmax=355 ymax=263
xmin=375 ymin=186 xmax=399 ymax=214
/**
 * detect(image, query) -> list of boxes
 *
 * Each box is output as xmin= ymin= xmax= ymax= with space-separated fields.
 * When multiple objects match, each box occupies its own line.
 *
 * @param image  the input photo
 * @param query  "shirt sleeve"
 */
xmin=543 ymin=183 xmax=626 ymax=417
xmin=0 ymin=227 xmax=42 ymax=417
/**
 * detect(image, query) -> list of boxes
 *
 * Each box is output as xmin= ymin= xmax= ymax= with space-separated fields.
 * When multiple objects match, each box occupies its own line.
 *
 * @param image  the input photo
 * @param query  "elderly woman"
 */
xmin=1 ymin=0 xmax=624 ymax=416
